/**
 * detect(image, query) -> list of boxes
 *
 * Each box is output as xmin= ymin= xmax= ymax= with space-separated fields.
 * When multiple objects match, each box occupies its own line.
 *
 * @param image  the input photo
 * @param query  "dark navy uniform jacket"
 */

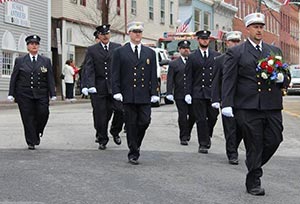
xmin=185 ymin=48 xmax=221 ymax=99
xmin=84 ymin=42 xmax=121 ymax=95
xmin=211 ymin=54 xmax=225 ymax=103
xmin=111 ymin=43 xmax=158 ymax=104
xmin=166 ymin=57 xmax=187 ymax=100
xmin=222 ymin=40 xmax=290 ymax=110
xmin=9 ymin=54 xmax=56 ymax=99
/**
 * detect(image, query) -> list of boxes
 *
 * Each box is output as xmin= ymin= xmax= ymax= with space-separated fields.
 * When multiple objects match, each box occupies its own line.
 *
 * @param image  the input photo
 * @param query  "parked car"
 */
xmin=150 ymin=47 xmax=173 ymax=106
xmin=287 ymin=65 xmax=300 ymax=95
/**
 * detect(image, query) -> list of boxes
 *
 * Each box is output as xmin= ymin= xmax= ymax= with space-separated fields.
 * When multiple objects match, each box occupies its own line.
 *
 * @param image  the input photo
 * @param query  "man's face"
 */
xmin=27 ymin=42 xmax=39 ymax=55
xmin=226 ymin=39 xmax=241 ymax=48
xmin=247 ymin=23 xmax=264 ymax=43
xmin=129 ymin=30 xmax=143 ymax=44
xmin=198 ymin=38 xmax=210 ymax=48
xmin=178 ymin=47 xmax=190 ymax=57
xmin=98 ymin=33 xmax=110 ymax=44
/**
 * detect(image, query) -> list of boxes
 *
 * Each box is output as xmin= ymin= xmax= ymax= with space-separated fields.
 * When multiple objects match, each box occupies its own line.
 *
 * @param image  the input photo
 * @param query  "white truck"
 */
xmin=287 ymin=65 xmax=300 ymax=95
xmin=150 ymin=47 xmax=173 ymax=106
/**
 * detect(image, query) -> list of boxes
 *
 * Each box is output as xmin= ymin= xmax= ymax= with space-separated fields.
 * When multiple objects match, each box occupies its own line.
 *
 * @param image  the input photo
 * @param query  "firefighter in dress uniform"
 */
xmin=166 ymin=40 xmax=195 ymax=146
xmin=211 ymin=31 xmax=243 ymax=165
xmin=82 ymin=24 xmax=123 ymax=150
xmin=185 ymin=30 xmax=221 ymax=154
xmin=221 ymin=13 xmax=290 ymax=195
xmin=8 ymin=35 xmax=56 ymax=150
xmin=111 ymin=21 xmax=159 ymax=165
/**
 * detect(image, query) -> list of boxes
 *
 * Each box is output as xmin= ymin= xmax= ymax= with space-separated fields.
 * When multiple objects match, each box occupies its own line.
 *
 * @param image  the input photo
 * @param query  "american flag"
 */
xmin=176 ymin=16 xmax=192 ymax=33
xmin=0 ymin=0 xmax=16 ymax=3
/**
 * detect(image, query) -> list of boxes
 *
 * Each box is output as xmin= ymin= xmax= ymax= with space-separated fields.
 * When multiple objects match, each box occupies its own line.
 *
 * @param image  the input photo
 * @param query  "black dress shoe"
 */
xmin=128 ymin=158 xmax=139 ymax=165
xmin=247 ymin=187 xmax=265 ymax=196
xmin=180 ymin=140 xmax=188 ymax=146
xmin=113 ymin=135 xmax=122 ymax=145
xmin=198 ymin=146 xmax=208 ymax=154
xmin=228 ymin=158 xmax=239 ymax=165
xmin=98 ymin=144 xmax=106 ymax=150
xmin=28 ymin=145 xmax=35 ymax=150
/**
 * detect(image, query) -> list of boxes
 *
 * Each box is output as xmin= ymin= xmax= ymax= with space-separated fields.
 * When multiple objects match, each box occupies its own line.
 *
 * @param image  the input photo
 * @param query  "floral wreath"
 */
xmin=256 ymin=52 xmax=289 ymax=83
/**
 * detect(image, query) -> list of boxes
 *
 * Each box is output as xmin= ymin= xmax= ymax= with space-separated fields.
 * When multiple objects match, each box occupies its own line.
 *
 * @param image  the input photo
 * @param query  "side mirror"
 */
xmin=159 ymin=59 xmax=169 ymax=66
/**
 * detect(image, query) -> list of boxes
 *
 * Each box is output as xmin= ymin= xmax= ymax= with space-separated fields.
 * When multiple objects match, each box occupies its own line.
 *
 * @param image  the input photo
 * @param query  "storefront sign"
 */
xmin=4 ymin=2 xmax=30 ymax=27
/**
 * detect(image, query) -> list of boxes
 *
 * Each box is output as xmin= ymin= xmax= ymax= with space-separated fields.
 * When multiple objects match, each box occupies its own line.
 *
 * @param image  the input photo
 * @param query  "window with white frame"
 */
xmin=160 ymin=0 xmax=165 ymax=24
xmin=149 ymin=0 xmax=154 ymax=20
xmin=2 ymin=51 xmax=13 ymax=76
xmin=131 ymin=0 xmax=137 ymax=15
xmin=194 ymin=9 xmax=201 ymax=31
xmin=170 ymin=1 xmax=174 ymax=26
xmin=204 ymin=12 xmax=210 ymax=30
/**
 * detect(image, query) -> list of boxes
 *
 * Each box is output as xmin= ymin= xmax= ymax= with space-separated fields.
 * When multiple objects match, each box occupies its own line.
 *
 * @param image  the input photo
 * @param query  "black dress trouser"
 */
xmin=235 ymin=109 xmax=283 ymax=190
xmin=123 ymin=103 xmax=151 ymax=160
xmin=175 ymin=99 xmax=195 ymax=142
xmin=221 ymin=115 xmax=243 ymax=160
xmin=90 ymin=94 xmax=113 ymax=145
xmin=109 ymin=99 xmax=124 ymax=137
xmin=17 ymin=94 xmax=49 ymax=146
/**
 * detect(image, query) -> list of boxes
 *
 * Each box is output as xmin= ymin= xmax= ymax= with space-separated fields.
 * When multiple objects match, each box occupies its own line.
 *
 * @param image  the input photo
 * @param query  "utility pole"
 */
xmin=257 ymin=0 xmax=262 ymax=12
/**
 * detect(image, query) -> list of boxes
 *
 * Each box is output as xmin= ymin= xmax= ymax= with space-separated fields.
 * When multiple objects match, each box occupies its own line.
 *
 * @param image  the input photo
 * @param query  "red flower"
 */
xmin=275 ymin=60 xmax=282 ymax=67
xmin=267 ymin=65 xmax=274 ymax=73
xmin=260 ymin=61 xmax=268 ymax=69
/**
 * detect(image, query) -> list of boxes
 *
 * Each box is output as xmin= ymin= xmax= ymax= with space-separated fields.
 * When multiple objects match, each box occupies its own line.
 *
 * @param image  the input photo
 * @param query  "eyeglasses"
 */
xmin=131 ymin=30 xmax=142 ymax=33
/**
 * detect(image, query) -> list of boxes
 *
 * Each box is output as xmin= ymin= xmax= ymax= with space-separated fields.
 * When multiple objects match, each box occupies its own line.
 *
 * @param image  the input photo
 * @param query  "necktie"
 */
xmin=203 ymin=51 xmax=207 ymax=60
xmin=104 ymin=45 xmax=108 ymax=52
xmin=32 ymin=56 xmax=36 ymax=69
xmin=134 ymin=45 xmax=138 ymax=59
xmin=184 ymin=57 xmax=188 ymax=64
xmin=256 ymin=45 xmax=261 ymax=52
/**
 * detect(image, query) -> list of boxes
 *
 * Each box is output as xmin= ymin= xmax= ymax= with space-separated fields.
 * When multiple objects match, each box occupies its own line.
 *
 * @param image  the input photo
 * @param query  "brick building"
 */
xmin=224 ymin=0 xmax=299 ymax=65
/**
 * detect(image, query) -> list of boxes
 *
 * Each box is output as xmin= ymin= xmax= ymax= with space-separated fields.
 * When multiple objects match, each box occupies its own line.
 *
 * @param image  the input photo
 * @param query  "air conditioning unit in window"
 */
xmin=160 ymin=18 xmax=165 ymax=24
xmin=70 ymin=0 xmax=77 ymax=4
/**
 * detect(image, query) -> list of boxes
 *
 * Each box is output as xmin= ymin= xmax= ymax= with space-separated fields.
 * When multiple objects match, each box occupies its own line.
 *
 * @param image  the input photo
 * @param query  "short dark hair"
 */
xmin=66 ymin=59 xmax=73 ymax=65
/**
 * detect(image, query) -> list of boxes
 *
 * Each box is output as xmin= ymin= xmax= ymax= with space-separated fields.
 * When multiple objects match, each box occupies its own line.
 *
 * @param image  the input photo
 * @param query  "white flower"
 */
xmin=261 ymin=72 xmax=268 ymax=79
xmin=268 ymin=59 xmax=274 ymax=66
xmin=275 ymin=56 xmax=282 ymax=61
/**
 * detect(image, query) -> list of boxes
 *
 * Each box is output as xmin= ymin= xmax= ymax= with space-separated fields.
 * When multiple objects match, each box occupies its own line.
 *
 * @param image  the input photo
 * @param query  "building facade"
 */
xmin=0 ymin=0 xmax=51 ymax=100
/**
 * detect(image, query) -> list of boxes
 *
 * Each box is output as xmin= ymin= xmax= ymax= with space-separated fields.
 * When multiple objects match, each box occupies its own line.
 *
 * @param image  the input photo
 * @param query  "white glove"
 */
xmin=166 ymin=94 xmax=174 ymax=102
xmin=113 ymin=93 xmax=123 ymax=102
xmin=88 ymin=87 xmax=97 ymax=93
xmin=50 ymin=96 xmax=57 ymax=101
xmin=276 ymin=73 xmax=284 ymax=83
xmin=82 ymin=88 xmax=89 ymax=96
xmin=184 ymin=94 xmax=192 ymax=104
xmin=211 ymin=102 xmax=220 ymax=109
xmin=222 ymin=107 xmax=234 ymax=117
xmin=7 ymin=95 xmax=14 ymax=102
xmin=151 ymin=95 xmax=160 ymax=103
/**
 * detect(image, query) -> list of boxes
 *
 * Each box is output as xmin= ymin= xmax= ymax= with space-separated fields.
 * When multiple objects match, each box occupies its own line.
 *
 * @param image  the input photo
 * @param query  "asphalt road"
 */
xmin=0 ymin=97 xmax=299 ymax=204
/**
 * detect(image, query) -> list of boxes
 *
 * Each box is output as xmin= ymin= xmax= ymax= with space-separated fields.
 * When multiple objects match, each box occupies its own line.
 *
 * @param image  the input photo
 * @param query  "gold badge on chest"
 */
xmin=40 ymin=66 xmax=48 ymax=73
xmin=146 ymin=58 xmax=150 ymax=64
